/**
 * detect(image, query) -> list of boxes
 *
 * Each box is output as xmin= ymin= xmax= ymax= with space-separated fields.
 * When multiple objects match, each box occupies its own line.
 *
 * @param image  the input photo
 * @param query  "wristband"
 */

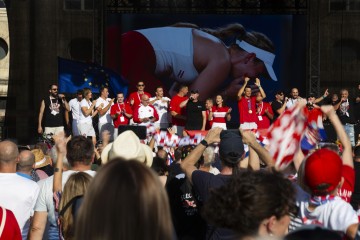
xmin=322 ymin=95 xmax=326 ymax=98
xmin=200 ymin=139 xmax=209 ymax=147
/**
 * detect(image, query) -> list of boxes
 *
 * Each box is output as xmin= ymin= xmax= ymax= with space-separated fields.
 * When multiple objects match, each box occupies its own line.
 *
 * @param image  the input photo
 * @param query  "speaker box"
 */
xmin=118 ymin=125 xmax=147 ymax=140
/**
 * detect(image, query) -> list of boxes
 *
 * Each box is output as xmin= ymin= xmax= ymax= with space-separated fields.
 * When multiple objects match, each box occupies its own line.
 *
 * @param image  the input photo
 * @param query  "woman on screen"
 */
xmin=121 ymin=23 xmax=277 ymax=100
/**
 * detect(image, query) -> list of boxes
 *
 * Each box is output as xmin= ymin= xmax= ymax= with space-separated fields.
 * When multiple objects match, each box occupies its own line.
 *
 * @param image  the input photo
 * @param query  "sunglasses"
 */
xmin=52 ymin=88 xmax=58 ymax=91
xmin=137 ymin=84 xmax=144 ymax=87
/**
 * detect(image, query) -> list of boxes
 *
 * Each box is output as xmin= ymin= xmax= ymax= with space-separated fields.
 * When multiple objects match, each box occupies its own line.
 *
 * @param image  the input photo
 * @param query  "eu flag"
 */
xmin=58 ymin=57 xmax=128 ymax=97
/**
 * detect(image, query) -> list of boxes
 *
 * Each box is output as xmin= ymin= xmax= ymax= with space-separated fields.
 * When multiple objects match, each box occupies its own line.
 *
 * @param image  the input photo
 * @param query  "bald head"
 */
xmin=0 ymin=140 xmax=19 ymax=164
xmin=18 ymin=150 xmax=35 ymax=171
xmin=141 ymin=94 xmax=150 ymax=106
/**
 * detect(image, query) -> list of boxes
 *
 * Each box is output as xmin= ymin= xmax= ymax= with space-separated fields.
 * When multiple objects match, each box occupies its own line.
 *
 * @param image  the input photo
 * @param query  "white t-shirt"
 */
xmin=96 ymin=97 xmax=113 ymax=124
xmin=78 ymin=99 xmax=93 ymax=123
xmin=292 ymin=184 xmax=358 ymax=235
xmin=286 ymin=98 xmax=301 ymax=109
xmin=149 ymin=97 xmax=170 ymax=127
xmin=69 ymin=98 xmax=81 ymax=120
xmin=0 ymin=173 xmax=40 ymax=231
xmin=34 ymin=170 xmax=96 ymax=235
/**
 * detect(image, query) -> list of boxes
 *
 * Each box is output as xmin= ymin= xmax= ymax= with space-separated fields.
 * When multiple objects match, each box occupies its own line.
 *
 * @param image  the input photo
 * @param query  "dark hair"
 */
xmin=49 ymin=84 xmax=58 ymax=90
xmin=151 ymin=157 xmax=168 ymax=176
xmin=203 ymin=170 xmax=296 ymax=238
xmin=174 ymin=147 xmax=182 ymax=163
xmin=100 ymin=86 xmax=108 ymax=93
xmin=155 ymin=86 xmax=163 ymax=92
xmin=76 ymin=89 xmax=83 ymax=95
xmin=76 ymin=159 xmax=173 ymax=240
xmin=66 ymin=136 xmax=94 ymax=167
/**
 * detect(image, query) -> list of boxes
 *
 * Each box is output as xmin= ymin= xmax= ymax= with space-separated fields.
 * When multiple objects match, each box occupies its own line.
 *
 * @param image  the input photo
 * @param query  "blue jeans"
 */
xmin=344 ymin=123 xmax=355 ymax=147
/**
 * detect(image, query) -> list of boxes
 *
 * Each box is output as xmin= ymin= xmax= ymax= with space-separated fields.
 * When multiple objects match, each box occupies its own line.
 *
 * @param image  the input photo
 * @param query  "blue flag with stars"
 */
xmin=58 ymin=57 xmax=128 ymax=97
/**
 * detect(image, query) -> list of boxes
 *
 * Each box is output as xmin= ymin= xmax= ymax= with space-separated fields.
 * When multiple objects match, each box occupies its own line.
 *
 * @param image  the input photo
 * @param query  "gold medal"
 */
xmin=248 ymin=110 xmax=252 ymax=114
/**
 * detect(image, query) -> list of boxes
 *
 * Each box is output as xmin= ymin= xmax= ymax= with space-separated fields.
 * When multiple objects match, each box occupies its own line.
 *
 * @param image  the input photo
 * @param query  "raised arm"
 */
xmin=255 ymin=78 xmax=266 ymax=99
xmin=180 ymin=127 xmax=222 ymax=184
xmin=38 ymin=100 xmax=45 ymax=134
xmin=314 ymin=88 xmax=329 ymax=104
xmin=321 ymin=105 xmax=353 ymax=168
xmin=237 ymin=77 xmax=250 ymax=100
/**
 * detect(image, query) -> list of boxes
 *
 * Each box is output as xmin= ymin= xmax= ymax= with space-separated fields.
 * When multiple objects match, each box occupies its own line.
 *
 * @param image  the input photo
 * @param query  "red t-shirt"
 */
xmin=0 ymin=208 xmax=21 ymax=240
xmin=256 ymin=101 xmax=273 ymax=129
xmin=169 ymin=95 xmax=188 ymax=126
xmin=110 ymin=102 xmax=133 ymax=128
xmin=126 ymin=91 xmax=151 ymax=109
xmin=238 ymin=96 xmax=258 ymax=124
xmin=212 ymin=106 xmax=230 ymax=124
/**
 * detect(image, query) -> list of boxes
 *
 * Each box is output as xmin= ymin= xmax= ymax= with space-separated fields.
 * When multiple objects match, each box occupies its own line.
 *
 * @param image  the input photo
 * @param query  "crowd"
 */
xmin=1 ymin=23 xmax=360 ymax=240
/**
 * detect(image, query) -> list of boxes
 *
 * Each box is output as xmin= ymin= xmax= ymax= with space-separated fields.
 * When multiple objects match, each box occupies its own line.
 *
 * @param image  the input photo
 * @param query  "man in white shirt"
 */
xmin=95 ymin=87 xmax=114 ymax=140
xmin=0 ymin=140 xmax=40 ymax=238
xmin=149 ymin=86 xmax=171 ymax=129
xmin=68 ymin=89 xmax=83 ymax=136
xmin=29 ymin=135 xmax=96 ymax=240
xmin=286 ymin=88 xmax=302 ymax=109
xmin=133 ymin=94 xmax=159 ymax=126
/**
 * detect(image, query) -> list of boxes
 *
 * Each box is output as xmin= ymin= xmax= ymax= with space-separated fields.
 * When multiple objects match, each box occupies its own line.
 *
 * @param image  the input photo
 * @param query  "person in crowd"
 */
xmin=351 ymin=145 xmax=360 ymax=211
xmin=166 ymin=145 xmax=206 ymax=240
xmin=133 ymin=94 xmax=159 ymax=126
xmin=271 ymin=90 xmax=287 ymax=122
xmin=286 ymin=88 xmax=303 ymax=109
xmin=67 ymin=89 xmax=83 ymax=136
xmin=334 ymin=88 xmax=358 ymax=146
xmin=199 ymin=146 xmax=220 ymax=175
xmin=29 ymin=134 xmax=96 ymax=240
xmin=306 ymin=89 xmax=329 ymax=109
xmin=120 ymin=23 xmax=277 ymax=101
xmin=110 ymin=92 xmax=133 ymax=139
xmin=77 ymin=88 xmax=99 ymax=145
xmin=16 ymin=150 xmax=40 ymax=182
xmin=180 ymin=127 xmax=274 ymax=239
xmin=151 ymin=156 xmax=168 ymax=187
xmin=255 ymin=91 xmax=273 ymax=132
xmin=58 ymin=172 xmax=92 ymax=240
xmin=208 ymin=94 xmax=232 ymax=130
xmin=76 ymin=159 xmax=173 ymax=240
xmin=100 ymin=130 xmax=153 ymax=167
xmin=0 ymin=207 xmax=22 ymax=240
xmin=291 ymin=106 xmax=358 ymax=239
xmin=95 ymin=86 xmax=115 ymax=141
xmin=205 ymin=98 xmax=214 ymax=130
xmin=182 ymin=90 xmax=206 ymax=132
xmin=203 ymin=170 xmax=297 ymax=240
xmin=31 ymin=148 xmax=53 ymax=180
xmin=38 ymin=84 xmax=70 ymax=135
xmin=149 ymin=86 xmax=171 ymax=129
xmin=127 ymin=81 xmax=151 ymax=110
xmin=0 ymin=140 xmax=40 ymax=238
xmin=170 ymin=85 xmax=189 ymax=136
xmin=237 ymin=77 xmax=266 ymax=130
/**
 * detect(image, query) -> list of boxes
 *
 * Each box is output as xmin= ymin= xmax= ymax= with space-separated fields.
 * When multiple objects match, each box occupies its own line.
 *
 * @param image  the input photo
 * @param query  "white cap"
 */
xmin=236 ymin=40 xmax=277 ymax=81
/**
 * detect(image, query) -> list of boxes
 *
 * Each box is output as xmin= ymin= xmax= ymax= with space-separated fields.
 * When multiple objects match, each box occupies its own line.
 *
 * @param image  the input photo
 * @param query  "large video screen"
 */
xmin=106 ymin=13 xmax=307 ymax=126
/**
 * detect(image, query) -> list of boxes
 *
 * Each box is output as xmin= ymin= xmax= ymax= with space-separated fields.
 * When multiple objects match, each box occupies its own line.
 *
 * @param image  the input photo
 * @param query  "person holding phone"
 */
xmin=133 ymin=94 xmax=159 ymax=126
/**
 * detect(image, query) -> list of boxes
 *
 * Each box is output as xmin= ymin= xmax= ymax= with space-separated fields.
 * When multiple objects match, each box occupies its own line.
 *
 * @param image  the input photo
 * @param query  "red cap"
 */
xmin=304 ymin=149 xmax=342 ymax=196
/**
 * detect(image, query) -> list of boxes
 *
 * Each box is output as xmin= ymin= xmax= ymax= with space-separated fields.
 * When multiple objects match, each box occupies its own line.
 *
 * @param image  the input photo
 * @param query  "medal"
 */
xmin=248 ymin=110 xmax=252 ymax=114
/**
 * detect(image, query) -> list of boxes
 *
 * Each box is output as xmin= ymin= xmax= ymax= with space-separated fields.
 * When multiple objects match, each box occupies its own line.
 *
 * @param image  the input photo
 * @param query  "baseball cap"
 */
xmin=219 ymin=130 xmax=244 ymax=164
xmin=304 ymin=149 xmax=342 ymax=196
